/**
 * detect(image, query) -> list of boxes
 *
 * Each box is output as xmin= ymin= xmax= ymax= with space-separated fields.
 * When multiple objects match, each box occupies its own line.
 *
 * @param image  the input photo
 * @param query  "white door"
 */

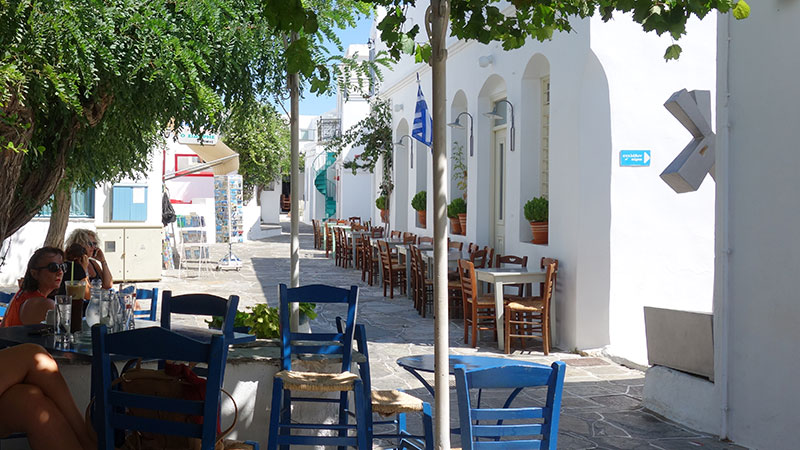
xmin=492 ymin=132 xmax=506 ymax=255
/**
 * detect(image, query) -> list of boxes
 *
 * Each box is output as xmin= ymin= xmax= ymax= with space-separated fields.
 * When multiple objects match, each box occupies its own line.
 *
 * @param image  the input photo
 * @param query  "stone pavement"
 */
xmin=3 ymin=217 xmax=740 ymax=449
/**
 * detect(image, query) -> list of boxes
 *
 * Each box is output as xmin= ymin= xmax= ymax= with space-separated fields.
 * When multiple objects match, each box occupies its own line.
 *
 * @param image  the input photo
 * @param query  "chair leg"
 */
xmin=354 ymin=380 xmax=369 ymax=450
xmin=266 ymin=379 xmax=284 ymax=450
xmin=471 ymin=309 xmax=478 ymax=348
xmin=504 ymin=309 xmax=511 ymax=355
xmin=543 ymin=313 xmax=550 ymax=355
xmin=337 ymin=390 xmax=349 ymax=450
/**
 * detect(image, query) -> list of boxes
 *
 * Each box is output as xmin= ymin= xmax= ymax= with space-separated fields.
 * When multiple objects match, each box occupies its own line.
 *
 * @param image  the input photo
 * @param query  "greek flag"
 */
xmin=412 ymin=81 xmax=432 ymax=147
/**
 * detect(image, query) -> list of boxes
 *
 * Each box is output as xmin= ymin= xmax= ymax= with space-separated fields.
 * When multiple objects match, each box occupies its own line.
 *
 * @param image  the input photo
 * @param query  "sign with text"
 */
xmin=620 ymin=150 xmax=651 ymax=167
xmin=177 ymin=131 xmax=218 ymax=145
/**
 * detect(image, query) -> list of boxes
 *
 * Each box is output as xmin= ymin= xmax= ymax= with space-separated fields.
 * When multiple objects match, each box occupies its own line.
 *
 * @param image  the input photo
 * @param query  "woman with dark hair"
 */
xmin=0 ymin=343 xmax=95 ymax=450
xmin=1 ymin=247 xmax=65 ymax=327
xmin=64 ymin=229 xmax=112 ymax=289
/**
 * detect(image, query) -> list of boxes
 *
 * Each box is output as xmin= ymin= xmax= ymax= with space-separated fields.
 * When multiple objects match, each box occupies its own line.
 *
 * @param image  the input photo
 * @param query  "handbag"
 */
xmin=110 ymin=360 xmax=237 ymax=450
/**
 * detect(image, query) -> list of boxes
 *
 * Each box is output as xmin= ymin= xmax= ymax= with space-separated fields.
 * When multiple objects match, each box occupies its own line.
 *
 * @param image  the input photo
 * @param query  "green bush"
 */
xmin=411 ymin=191 xmax=427 ymax=211
xmin=207 ymin=302 xmax=317 ymax=339
xmin=375 ymin=195 xmax=388 ymax=210
xmin=447 ymin=198 xmax=467 ymax=218
xmin=524 ymin=196 xmax=548 ymax=222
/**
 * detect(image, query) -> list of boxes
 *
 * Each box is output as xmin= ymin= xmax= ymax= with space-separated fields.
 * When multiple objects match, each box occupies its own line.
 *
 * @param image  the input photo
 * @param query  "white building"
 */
xmin=366 ymin=7 xmax=716 ymax=367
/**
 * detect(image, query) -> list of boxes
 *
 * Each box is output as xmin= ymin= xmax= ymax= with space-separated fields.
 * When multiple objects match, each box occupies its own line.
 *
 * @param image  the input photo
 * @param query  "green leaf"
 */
xmin=733 ymin=1 xmax=751 ymax=20
xmin=664 ymin=44 xmax=682 ymax=61
xmin=400 ymin=34 xmax=415 ymax=55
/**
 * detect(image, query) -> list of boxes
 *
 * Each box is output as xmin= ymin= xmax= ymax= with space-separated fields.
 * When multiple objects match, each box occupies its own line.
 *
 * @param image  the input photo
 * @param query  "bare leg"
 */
xmin=0 ymin=384 xmax=85 ymax=450
xmin=0 ymin=344 xmax=93 ymax=450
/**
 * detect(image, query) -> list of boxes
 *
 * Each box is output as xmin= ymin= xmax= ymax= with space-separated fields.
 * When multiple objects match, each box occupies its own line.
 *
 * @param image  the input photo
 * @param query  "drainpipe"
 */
xmin=715 ymin=12 xmax=732 ymax=441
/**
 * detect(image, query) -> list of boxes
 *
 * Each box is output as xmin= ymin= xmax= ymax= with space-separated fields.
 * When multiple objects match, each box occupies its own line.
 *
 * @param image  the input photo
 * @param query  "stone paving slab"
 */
xmin=1 ymin=217 xmax=742 ymax=449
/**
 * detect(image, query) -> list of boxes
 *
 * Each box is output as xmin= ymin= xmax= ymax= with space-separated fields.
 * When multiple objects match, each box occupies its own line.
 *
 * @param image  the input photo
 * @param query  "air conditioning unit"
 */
xmin=95 ymin=225 xmax=163 ymax=282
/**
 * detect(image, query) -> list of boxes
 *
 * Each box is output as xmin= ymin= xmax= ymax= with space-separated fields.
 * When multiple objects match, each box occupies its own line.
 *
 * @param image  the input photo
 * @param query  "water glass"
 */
xmin=54 ymin=295 xmax=72 ymax=345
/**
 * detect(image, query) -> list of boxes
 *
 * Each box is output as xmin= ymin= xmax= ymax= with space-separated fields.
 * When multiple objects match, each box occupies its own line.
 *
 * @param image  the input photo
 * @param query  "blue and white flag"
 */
xmin=411 ymin=77 xmax=432 ymax=147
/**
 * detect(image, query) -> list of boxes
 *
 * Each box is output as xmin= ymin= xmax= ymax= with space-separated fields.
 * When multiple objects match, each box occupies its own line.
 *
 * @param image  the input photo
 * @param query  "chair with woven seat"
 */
xmin=454 ymin=361 xmax=566 ymax=450
xmin=92 ymin=325 xmax=260 ymax=450
xmin=411 ymin=246 xmax=433 ymax=317
xmin=267 ymin=283 xmax=367 ymax=450
xmin=458 ymin=259 xmax=499 ymax=348
xmin=448 ymin=247 xmax=493 ymax=320
xmin=448 ymin=239 xmax=463 ymax=252
xmin=390 ymin=230 xmax=402 ymax=239
xmin=370 ymin=227 xmax=384 ymax=238
xmin=402 ymin=232 xmax=417 ymax=245
xmin=504 ymin=259 xmax=558 ymax=355
xmin=418 ymin=236 xmax=433 ymax=245
xmin=496 ymin=254 xmax=529 ymax=297
xmin=378 ymin=240 xmax=406 ymax=299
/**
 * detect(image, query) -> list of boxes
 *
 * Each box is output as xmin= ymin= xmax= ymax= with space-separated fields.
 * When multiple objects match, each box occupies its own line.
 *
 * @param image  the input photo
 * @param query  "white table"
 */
xmin=474 ymin=267 xmax=547 ymax=351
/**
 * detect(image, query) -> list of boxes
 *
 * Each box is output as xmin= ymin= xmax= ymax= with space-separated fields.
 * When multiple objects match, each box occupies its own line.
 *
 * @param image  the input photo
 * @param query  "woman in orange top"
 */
xmin=1 ymin=247 xmax=65 ymax=327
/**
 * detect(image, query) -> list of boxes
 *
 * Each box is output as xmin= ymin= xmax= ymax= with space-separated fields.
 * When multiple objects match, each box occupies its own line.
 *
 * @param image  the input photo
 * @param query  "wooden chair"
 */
xmin=447 ymin=239 xmax=463 ymax=251
xmin=457 ymin=259 xmax=498 ymax=348
xmin=418 ymin=236 xmax=433 ymax=245
xmin=267 ymin=284 xmax=367 ymax=450
xmin=402 ymin=232 xmax=417 ymax=245
xmin=378 ymin=240 xmax=406 ymax=299
xmin=504 ymin=259 xmax=558 ymax=355
xmin=412 ymin=246 xmax=433 ymax=317
xmin=348 ymin=216 xmax=361 ymax=224
xmin=496 ymin=254 xmax=529 ymax=297
xmin=370 ymin=227 xmax=384 ymax=238
xmin=92 ymin=325 xmax=259 ymax=450
xmin=454 ymin=361 xmax=566 ymax=450
xmin=335 ymin=228 xmax=352 ymax=268
xmin=390 ymin=230 xmax=402 ymax=239
xmin=361 ymin=236 xmax=379 ymax=286
xmin=325 ymin=223 xmax=334 ymax=257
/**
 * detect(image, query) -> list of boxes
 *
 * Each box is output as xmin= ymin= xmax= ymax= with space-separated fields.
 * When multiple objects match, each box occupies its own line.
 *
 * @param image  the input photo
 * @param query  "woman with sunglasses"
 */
xmin=64 ymin=229 xmax=113 ymax=289
xmin=1 ymin=247 xmax=65 ymax=327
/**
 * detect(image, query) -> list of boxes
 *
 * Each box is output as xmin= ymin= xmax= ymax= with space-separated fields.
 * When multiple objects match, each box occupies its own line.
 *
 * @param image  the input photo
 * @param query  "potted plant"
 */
xmin=411 ymin=190 xmax=427 ymax=228
xmin=448 ymin=198 xmax=467 ymax=235
xmin=375 ymin=195 xmax=389 ymax=223
xmin=524 ymin=196 xmax=549 ymax=244
xmin=452 ymin=142 xmax=468 ymax=200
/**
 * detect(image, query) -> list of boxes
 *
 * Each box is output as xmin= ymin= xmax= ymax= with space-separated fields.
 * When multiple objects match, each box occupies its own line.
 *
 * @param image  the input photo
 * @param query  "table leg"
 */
xmin=494 ymin=281 xmax=505 ymax=351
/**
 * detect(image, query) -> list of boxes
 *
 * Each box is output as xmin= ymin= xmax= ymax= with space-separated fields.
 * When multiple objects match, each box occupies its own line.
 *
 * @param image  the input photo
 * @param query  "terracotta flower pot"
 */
xmin=417 ymin=210 xmax=427 ymax=228
xmin=457 ymin=213 xmax=467 ymax=235
xmin=530 ymin=221 xmax=549 ymax=245
xmin=380 ymin=209 xmax=389 ymax=223
xmin=449 ymin=216 xmax=462 ymax=235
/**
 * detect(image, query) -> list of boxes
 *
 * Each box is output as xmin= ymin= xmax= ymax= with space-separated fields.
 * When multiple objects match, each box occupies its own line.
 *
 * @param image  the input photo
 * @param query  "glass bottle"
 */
xmin=84 ymin=279 xmax=103 ymax=328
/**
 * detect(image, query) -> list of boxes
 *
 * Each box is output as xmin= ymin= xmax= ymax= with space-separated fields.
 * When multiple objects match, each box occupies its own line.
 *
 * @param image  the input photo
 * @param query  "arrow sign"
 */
xmin=620 ymin=150 xmax=651 ymax=167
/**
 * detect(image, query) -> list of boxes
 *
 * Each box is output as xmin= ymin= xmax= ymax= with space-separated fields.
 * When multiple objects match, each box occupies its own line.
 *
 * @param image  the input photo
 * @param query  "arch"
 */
xmin=393 ymin=119 xmax=410 ymax=231
xmin=450 ymin=90 xmax=468 ymax=203
xmin=519 ymin=53 xmax=551 ymax=242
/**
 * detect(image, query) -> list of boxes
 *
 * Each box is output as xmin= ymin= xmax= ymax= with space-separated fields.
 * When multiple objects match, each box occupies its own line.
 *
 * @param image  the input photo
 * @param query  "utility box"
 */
xmin=95 ymin=225 xmax=163 ymax=281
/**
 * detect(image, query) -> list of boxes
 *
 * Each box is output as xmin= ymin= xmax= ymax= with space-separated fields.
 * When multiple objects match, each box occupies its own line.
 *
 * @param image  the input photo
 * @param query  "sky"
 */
xmin=296 ymin=15 xmax=375 ymax=117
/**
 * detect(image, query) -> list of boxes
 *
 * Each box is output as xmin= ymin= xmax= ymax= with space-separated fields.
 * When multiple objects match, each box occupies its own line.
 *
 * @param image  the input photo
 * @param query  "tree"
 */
xmin=221 ymin=102 xmax=291 ymax=199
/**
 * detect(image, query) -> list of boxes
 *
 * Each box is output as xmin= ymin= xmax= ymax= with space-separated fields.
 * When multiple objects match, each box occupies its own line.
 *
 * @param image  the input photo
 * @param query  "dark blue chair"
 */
xmin=130 ymin=287 xmax=159 ymax=321
xmin=352 ymin=323 xmax=432 ymax=450
xmin=454 ymin=361 xmax=566 ymax=450
xmin=0 ymin=291 xmax=14 ymax=322
xmin=91 ymin=325 xmax=259 ymax=450
xmin=267 ymin=283 xmax=367 ymax=450
xmin=160 ymin=290 xmax=239 ymax=340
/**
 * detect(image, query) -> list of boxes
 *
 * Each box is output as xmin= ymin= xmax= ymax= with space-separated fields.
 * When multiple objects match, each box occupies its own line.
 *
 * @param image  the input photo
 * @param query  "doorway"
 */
xmin=491 ymin=130 xmax=506 ymax=255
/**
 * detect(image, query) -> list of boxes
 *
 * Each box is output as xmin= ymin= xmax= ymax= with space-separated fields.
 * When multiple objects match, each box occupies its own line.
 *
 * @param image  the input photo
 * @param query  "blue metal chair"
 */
xmin=160 ymin=290 xmax=239 ymax=340
xmin=352 ymin=323 xmax=432 ymax=449
xmin=91 ymin=324 xmax=259 ymax=450
xmin=454 ymin=361 xmax=566 ymax=450
xmin=0 ymin=291 xmax=14 ymax=323
xmin=267 ymin=283 xmax=367 ymax=450
xmin=130 ymin=287 xmax=159 ymax=321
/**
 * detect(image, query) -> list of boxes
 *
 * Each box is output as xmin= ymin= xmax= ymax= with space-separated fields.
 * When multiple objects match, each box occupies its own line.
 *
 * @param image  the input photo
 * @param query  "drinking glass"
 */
xmin=54 ymin=295 xmax=72 ymax=345
xmin=65 ymin=280 xmax=85 ymax=333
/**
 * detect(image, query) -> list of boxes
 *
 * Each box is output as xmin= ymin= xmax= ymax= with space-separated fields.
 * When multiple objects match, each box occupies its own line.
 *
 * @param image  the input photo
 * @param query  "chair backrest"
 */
xmin=279 ymin=283 xmax=359 ymax=373
xmin=133 ymin=288 xmax=159 ymax=321
xmin=539 ymin=257 xmax=559 ymax=297
xmin=0 ymin=292 xmax=13 ymax=303
xmin=418 ymin=236 xmax=433 ymax=245
xmin=92 ymin=325 xmax=227 ymax=450
xmin=370 ymin=227 xmax=384 ymax=238
xmin=390 ymin=230 xmax=402 ymax=239
xmin=348 ymin=216 xmax=361 ymax=224
xmin=403 ymin=233 xmax=417 ymax=245
xmin=457 ymin=259 xmax=478 ymax=306
xmin=160 ymin=291 xmax=239 ymax=339
xmin=454 ymin=361 xmax=566 ymax=450
xmin=377 ymin=240 xmax=392 ymax=270
xmin=470 ymin=248 xmax=493 ymax=269
xmin=448 ymin=240 xmax=463 ymax=251
xmin=540 ymin=261 xmax=558 ymax=315
xmin=467 ymin=242 xmax=478 ymax=255
xmin=496 ymin=254 xmax=529 ymax=296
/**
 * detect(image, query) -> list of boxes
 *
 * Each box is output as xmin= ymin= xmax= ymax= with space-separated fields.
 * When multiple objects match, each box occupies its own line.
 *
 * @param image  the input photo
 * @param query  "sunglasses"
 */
xmin=35 ymin=262 xmax=68 ymax=273
xmin=88 ymin=241 xmax=98 ymax=248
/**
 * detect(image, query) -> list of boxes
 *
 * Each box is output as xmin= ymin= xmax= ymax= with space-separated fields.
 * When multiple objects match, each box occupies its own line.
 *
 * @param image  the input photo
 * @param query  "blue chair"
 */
xmin=352 ymin=323 xmax=432 ymax=449
xmin=454 ymin=361 xmax=566 ymax=450
xmin=267 ymin=283 xmax=367 ymax=450
xmin=91 ymin=325 xmax=259 ymax=450
xmin=160 ymin=290 xmax=239 ymax=340
xmin=0 ymin=291 xmax=14 ymax=322
xmin=130 ymin=287 xmax=159 ymax=321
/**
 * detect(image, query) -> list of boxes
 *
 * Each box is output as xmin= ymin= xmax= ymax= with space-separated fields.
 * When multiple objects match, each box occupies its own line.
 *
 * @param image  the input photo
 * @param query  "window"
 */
xmin=111 ymin=186 xmax=148 ymax=222
xmin=37 ymin=188 xmax=95 ymax=218
xmin=540 ymin=77 xmax=550 ymax=199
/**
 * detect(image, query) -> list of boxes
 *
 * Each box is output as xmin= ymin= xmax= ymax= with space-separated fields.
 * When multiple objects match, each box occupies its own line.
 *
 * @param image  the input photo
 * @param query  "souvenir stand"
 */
xmin=214 ymin=175 xmax=244 ymax=270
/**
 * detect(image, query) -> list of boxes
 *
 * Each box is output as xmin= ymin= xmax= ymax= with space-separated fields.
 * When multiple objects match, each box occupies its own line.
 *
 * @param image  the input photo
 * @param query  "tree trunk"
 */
xmin=43 ymin=184 xmax=72 ymax=248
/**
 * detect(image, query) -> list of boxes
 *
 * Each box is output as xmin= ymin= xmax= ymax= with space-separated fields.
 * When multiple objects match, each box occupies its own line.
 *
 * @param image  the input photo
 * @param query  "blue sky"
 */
xmin=297 ymin=15 xmax=374 ymax=116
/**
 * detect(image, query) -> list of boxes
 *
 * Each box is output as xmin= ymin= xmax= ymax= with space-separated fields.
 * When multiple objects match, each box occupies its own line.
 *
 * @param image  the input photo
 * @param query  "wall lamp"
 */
xmin=395 ymin=134 xmax=414 ymax=168
xmin=447 ymin=112 xmax=475 ymax=157
xmin=483 ymin=99 xmax=516 ymax=152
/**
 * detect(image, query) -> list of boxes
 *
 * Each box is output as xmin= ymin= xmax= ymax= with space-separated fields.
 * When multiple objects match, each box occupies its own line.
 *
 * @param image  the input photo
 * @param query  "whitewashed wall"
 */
xmin=716 ymin=4 xmax=800 ymax=448
xmin=373 ymin=8 xmax=716 ymax=364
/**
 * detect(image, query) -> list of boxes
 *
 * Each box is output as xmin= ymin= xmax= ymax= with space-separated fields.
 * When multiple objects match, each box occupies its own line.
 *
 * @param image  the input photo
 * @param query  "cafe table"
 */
xmin=0 ymin=320 xmax=256 ymax=361
xmin=474 ymin=267 xmax=547 ymax=351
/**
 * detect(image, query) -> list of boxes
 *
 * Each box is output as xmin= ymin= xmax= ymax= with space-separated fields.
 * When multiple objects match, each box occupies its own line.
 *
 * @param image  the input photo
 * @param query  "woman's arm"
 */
xmin=18 ymin=297 xmax=55 ymax=325
xmin=92 ymin=249 xmax=113 ymax=289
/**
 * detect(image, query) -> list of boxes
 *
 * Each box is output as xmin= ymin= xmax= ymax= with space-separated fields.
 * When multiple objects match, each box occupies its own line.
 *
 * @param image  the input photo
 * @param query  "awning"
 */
xmin=185 ymin=140 xmax=240 ymax=175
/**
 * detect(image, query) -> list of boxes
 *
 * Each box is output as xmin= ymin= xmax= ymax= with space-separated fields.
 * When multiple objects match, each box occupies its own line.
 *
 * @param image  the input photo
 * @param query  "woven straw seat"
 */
xmin=222 ymin=439 xmax=257 ymax=450
xmin=507 ymin=298 xmax=544 ymax=312
xmin=474 ymin=294 xmax=496 ymax=306
xmin=371 ymin=389 xmax=425 ymax=416
xmin=275 ymin=370 xmax=359 ymax=392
